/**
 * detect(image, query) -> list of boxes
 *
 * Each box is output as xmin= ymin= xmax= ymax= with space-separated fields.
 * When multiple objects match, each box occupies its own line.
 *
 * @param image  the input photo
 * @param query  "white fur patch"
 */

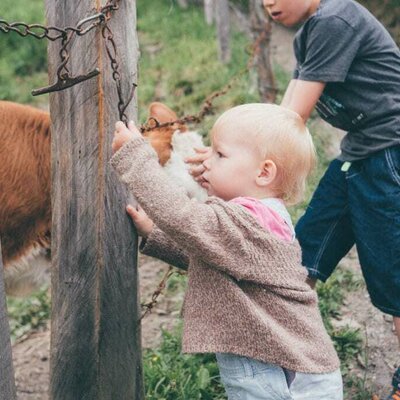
xmin=3 ymin=244 xmax=50 ymax=297
xmin=163 ymin=130 xmax=208 ymax=202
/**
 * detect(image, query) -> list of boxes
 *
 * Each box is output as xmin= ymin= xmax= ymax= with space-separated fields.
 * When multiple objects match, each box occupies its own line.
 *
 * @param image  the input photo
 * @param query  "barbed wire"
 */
xmin=139 ymin=27 xmax=277 ymax=134
xmin=140 ymin=266 xmax=186 ymax=321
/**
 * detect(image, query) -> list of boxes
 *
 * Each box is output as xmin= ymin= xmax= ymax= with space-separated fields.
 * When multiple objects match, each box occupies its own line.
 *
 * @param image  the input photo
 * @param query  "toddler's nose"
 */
xmin=203 ymin=158 xmax=210 ymax=170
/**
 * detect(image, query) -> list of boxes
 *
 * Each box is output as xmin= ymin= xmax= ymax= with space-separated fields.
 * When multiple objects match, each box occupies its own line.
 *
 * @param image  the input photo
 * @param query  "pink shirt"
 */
xmin=230 ymin=197 xmax=294 ymax=242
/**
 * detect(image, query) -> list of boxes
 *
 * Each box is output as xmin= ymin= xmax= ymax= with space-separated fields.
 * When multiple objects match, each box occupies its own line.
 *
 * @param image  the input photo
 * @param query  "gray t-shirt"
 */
xmin=293 ymin=0 xmax=400 ymax=161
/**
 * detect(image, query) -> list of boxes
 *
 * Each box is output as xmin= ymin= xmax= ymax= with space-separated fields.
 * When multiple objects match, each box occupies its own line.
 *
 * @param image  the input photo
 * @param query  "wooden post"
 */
xmin=204 ymin=0 xmax=215 ymax=25
xmin=46 ymin=1 xmax=143 ymax=399
xmin=177 ymin=0 xmax=189 ymax=9
xmin=0 ymin=241 xmax=17 ymax=400
xmin=249 ymin=0 xmax=276 ymax=103
xmin=216 ymin=0 xmax=231 ymax=64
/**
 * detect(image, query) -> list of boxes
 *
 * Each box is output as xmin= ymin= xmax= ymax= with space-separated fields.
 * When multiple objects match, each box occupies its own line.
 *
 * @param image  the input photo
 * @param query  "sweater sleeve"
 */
xmin=110 ymin=137 xmax=261 ymax=282
xmin=140 ymin=226 xmax=189 ymax=270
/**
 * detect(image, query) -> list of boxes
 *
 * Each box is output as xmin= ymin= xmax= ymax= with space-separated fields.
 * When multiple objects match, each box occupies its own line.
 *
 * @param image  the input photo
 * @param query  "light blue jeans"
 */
xmin=216 ymin=353 xmax=343 ymax=400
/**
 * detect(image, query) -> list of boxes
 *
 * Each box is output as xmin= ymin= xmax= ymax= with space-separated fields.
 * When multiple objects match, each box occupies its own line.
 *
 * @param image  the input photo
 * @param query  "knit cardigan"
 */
xmin=110 ymin=137 xmax=340 ymax=373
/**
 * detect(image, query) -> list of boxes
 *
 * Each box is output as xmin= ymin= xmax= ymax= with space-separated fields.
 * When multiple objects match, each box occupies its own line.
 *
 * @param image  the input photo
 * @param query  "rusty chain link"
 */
xmin=102 ymin=24 xmax=136 ymax=125
xmin=140 ymin=266 xmax=186 ymax=321
xmin=0 ymin=0 xmax=133 ymax=122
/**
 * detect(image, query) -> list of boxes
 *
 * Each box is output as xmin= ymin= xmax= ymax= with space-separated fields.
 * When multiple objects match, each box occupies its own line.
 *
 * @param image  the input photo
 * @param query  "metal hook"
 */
xmin=32 ymin=68 xmax=100 ymax=96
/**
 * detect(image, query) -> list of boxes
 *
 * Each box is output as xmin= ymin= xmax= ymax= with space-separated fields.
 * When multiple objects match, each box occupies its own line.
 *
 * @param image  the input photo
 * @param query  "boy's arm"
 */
xmin=281 ymin=79 xmax=326 ymax=122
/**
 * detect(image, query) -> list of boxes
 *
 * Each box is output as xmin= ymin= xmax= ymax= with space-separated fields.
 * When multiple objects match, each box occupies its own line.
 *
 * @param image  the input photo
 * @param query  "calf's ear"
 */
xmin=148 ymin=102 xmax=188 ymax=133
xmin=148 ymin=102 xmax=178 ymax=123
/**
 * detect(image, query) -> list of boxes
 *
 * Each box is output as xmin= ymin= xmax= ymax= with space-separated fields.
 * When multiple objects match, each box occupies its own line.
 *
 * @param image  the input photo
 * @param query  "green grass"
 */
xmin=143 ymin=325 xmax=226 ymax=400
xmin=2 ymin=0 xmax=372 ymax=398
xmin=7 ymin=287 xmax=50 ymax=342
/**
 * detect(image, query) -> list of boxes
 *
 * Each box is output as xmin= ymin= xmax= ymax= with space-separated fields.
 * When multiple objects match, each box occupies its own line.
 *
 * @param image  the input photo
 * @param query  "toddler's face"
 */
xmin=262 ymin=0 xmax=320 ymax=27
xmin=202 ymin=126 xmax=261 ymax=201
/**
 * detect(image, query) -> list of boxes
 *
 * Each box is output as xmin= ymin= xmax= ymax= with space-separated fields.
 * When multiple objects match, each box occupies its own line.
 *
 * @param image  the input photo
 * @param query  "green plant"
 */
xmin=7 ymin=287 xmax=51 ymax=342
xmin=143 ymin=324 xmax=226 ymax=399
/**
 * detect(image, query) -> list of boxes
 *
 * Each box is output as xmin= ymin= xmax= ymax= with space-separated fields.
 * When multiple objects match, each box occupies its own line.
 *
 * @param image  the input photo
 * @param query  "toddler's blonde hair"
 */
xmin=212 ymin=104 xmax=316 ymax=205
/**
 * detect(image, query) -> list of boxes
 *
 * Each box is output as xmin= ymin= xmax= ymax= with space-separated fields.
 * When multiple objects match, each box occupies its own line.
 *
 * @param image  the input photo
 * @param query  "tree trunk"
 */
xmin=249 ymin=0 xmax=276 ymax=103
xmin=204 ymin=0 xmax=215 ymax=25
xmin=216 ymin=0 xmax=231 ymax=64
xmin=177 ymin=0 xmax=189 ymax=9
xmin=0 ymin=241 xmax=17 ymax=400
xmin=46 ymin=0 xmax=143 ymax=399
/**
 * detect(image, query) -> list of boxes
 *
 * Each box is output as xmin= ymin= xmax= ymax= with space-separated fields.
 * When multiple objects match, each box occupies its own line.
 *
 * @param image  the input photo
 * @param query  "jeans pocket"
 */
xmin=385 ymin=146 xmax=400 ymax=186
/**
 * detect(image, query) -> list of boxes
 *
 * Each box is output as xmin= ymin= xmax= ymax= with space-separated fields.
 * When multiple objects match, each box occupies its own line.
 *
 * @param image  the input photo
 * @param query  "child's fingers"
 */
xmin=115 ymin=121 xmax=125 ymax=131
xmin=126 ymin=204 xmax=139 ymax=220
xmin=185 ymin=147 xmax=211 ymax=164
xmin=194 ymin=147 xmax=210 ymax=153
xmin=190 ymin=163 xmax=205 ymax=177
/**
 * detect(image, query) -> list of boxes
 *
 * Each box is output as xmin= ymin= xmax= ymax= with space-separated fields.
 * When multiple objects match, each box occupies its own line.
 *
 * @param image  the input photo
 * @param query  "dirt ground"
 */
xmin=10 ymin=24 xmax=399 ymax=400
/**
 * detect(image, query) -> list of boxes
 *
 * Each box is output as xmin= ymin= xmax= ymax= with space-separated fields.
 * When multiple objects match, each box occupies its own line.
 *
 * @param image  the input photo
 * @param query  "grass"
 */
xmin=2 ymin=0 xmax=374 ymax=398
xmin=7 ymin=287 xmax=50 ymax=342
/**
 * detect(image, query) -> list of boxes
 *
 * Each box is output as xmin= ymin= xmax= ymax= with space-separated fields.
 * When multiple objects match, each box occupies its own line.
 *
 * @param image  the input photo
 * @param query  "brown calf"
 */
xmin=0 ymin=100 xmax=205 ymax=295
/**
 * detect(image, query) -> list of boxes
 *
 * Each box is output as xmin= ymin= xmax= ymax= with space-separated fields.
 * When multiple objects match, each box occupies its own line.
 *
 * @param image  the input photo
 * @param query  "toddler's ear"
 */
xmin=256 ymin=160 xmax=277 ymax=186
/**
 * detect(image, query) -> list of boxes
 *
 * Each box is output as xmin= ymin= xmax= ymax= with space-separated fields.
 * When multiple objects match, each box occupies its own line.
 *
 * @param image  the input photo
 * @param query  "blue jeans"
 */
xmin=216 ymin=353 xmax=343 ymax=400
xmin=296 ymin=146 xmax=400 ymax=316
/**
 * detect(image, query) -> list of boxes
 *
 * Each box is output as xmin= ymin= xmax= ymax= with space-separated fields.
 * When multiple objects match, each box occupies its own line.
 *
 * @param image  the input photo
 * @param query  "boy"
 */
xmin=263 ymin=0 xmax=400 ymax=398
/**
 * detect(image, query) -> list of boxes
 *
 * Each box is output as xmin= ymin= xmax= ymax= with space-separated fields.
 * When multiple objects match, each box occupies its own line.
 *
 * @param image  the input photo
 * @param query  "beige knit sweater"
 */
xmin=110 ymin=137 xmax=340 ymax=373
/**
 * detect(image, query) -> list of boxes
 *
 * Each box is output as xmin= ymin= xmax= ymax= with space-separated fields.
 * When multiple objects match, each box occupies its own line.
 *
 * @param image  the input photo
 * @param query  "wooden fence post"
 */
xmin=204 ymin=0 xmax=215 ymax=25
xmin=0 ymin=241 xmax=17 ymax=400
xmin=46 ymin=1 xmax=143 ymax=399
xmin=249 ymin=0 xmax=276 ymax=103
xmin=216 ymin=0 xmax=231 ymax=64
xmin=177 ymin=0 xmax=189 ymax=9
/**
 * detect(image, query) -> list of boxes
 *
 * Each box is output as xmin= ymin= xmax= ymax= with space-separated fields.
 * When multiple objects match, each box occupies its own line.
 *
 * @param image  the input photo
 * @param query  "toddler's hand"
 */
xmin=126 ymin=204 xmax=154 ymax=237
xmin=112 ymin=120 xmax=142 ymax=154
xmin=185 ymin=146 xmax=212 ymax=188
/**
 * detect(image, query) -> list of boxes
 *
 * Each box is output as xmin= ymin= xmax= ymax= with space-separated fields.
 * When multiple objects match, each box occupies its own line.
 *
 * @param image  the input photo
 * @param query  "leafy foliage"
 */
xmin=143 ymin=326 xmax=226 ymax=399
xmin=7 ymin=287 xmax=50 ymax=342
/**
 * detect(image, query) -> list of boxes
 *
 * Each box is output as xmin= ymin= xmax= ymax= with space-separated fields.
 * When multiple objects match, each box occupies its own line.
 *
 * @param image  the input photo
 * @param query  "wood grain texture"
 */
xmin=0 ymin=241 xmax=17 ymax=400
xmin=46 ymin=1 xmax=143 ymax=398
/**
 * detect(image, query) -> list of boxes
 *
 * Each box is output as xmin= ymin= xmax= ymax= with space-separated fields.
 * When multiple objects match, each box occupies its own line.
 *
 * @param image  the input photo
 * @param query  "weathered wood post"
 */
xmin=177 ymin=0 xmax=189 ymax=9
xmin=46 ymin=1 xmax=143 ymax=399
xmin=216 ymin=0 xmax=231 ymax=64
xmin=249 ymin=0 xmax=276 ymax=103
xmin=204 ymin=0 xmax=215 ymax=25
xmin=0 ymin=241 xmax=17 ymax=400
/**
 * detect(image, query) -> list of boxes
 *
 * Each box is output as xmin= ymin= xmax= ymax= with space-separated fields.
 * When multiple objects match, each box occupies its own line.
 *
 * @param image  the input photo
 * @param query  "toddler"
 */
xmin=110 ymin=104 xmax=342 ymax=399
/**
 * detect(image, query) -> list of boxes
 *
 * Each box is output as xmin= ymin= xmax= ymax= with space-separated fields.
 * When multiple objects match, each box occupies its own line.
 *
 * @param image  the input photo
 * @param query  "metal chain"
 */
xmin=140 ymin=266 xmax=185 ymax=321
xmin=102 ymin=24 xmax=136 ymax=125
xmin=0 ymin=0 xmax=120 ymax=40
xmin=1 ymin=0 xmax=134 ymax=122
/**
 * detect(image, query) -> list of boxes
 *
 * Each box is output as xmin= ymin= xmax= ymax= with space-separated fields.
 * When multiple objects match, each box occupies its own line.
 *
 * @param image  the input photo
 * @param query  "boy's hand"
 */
xmin=112 ymin=120 xmax=142 ymax=154
xmin=185 ymin=146 xmax=212 ymax=187
xmin=126 ymin=204 xmax=154 ymax=237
